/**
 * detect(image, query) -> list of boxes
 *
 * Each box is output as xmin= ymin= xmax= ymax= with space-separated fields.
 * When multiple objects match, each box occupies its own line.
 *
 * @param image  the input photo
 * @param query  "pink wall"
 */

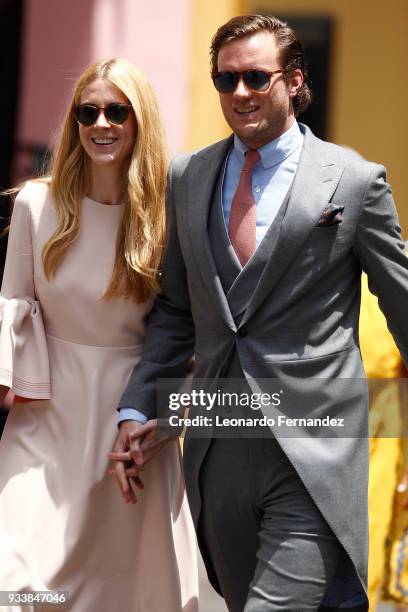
xmin=17 ymin=0 xmax=95 ymax=146
xmin=17 ymin=0 xmax=191 ymax=155
xmin=90 ymin=0 xmax=191 ymax=152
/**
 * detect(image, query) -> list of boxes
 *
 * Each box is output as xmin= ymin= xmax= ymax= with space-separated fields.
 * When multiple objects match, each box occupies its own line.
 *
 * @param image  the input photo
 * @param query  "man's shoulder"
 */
xmin=170 ymin=136 xmax=233 ymax=178
xmin=301 ymin=124 xmax=382 ymax=172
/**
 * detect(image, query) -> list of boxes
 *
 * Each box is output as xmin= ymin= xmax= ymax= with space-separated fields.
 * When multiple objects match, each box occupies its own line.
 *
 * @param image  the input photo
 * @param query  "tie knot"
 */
xmin=242 ymin=149 xmax=260 ymax=173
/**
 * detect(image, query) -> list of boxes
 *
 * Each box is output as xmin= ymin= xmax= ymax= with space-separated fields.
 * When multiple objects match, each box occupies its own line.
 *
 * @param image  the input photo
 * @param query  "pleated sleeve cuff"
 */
xmin=0 ymin=296 xmax=51 ymax=399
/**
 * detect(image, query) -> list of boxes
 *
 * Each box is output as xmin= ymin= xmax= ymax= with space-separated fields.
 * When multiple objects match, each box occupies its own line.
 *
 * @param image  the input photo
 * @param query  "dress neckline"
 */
xmin=82 ymin=195 xmax=125 ymax=208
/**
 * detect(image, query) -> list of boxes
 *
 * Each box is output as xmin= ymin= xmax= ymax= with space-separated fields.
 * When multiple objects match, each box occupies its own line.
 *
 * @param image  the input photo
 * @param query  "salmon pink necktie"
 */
xmin=228 ymin=149 xmax=260 ymax=267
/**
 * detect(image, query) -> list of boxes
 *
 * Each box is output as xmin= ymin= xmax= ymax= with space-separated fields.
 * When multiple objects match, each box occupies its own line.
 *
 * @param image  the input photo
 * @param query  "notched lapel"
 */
xmin=187 ymin=137 xmax=237 ymax=330
xmin=241 ymin=144 xmax=344 ymax=327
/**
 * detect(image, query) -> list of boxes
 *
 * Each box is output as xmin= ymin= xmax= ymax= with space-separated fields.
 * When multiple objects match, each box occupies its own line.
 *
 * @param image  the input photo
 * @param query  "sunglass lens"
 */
xmin=106 ymin=104 xmax=130 ymax=124
xmin=244 ymin=70 xmax=271 ymax=91
xmin=75 ymin=104 xmax=130 ymax=125
xmin=75 ymin=105 xmax=98 ymax=126
xmin=213 ymin=72 xmax=238 ymax=93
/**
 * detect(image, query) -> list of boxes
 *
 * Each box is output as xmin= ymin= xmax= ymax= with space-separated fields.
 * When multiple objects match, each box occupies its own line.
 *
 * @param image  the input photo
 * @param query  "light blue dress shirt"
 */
xmin=118 ymin=121 xmax=304 ymax=425
xmin=223 ymin=120 xmax=303 ymax=247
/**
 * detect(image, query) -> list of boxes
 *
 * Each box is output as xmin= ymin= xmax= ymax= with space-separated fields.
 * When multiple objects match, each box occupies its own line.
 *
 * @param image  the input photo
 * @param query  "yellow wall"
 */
xmin=188 ymin=0 xmax=408 ymax=230
xmin=187 ymin=0 xmax=246 ymax=150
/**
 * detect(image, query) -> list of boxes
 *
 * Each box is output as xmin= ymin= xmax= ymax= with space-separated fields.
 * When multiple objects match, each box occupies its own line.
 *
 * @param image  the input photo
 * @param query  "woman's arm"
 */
xmin=0 ymin=183 xmax=50 ymax=399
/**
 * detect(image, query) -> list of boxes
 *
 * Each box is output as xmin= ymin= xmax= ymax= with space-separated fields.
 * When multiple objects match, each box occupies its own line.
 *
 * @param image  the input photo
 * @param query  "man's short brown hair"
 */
xmin=210 ymin=14 xmax=312 ymax=116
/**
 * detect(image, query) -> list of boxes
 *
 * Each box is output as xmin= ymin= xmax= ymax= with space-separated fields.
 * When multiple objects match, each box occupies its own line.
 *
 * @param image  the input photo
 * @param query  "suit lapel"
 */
xmin=187 ymin=136 xmax=237 ymax=330
xmin=241 ymin=128 xmax=344 ymax=327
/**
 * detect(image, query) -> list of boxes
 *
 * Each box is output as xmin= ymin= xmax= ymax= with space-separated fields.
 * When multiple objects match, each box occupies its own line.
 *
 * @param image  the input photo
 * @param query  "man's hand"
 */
xmin=110 ymin=420 xmax=147 ymax=504
xmin=125 ymin=422 xmax=171 ymax=477
xmin=110 ymin=419 xmax=171 ymax=504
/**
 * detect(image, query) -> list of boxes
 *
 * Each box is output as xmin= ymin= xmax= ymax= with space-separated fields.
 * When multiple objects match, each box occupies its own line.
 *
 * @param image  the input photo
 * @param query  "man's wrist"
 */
xmin=118 ymin=407 xmax=148 ymax=425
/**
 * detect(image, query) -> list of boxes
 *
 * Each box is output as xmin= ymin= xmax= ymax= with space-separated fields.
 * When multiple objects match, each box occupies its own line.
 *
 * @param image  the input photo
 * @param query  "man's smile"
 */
xmin=234 ymin=106 xmax=260 ymax=115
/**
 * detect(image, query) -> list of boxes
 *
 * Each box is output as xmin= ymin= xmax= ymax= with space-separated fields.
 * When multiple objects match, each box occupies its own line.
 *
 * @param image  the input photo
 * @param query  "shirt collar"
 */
xmin=233 ymin=121 xmax=303 ymax=169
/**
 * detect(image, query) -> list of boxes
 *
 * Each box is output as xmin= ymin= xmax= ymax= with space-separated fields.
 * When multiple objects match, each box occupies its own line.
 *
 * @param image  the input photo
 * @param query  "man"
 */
xmin=112 ymin=14 xmax=408 ymax=612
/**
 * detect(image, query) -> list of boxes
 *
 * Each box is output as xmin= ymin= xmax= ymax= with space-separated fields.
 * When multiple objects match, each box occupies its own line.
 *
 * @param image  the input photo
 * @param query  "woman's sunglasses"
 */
xmin=212 ymin=69 xmax=285 ymax=94
xmin=75 ymin=103 xmax=133 ymax=126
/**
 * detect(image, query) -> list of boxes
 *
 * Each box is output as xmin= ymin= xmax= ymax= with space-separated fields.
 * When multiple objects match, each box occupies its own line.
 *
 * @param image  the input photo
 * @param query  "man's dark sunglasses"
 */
xmin=75 ymin=103 xmax=133 ymax=126
xmin=212 ymin=69 xmax=285 ymax=93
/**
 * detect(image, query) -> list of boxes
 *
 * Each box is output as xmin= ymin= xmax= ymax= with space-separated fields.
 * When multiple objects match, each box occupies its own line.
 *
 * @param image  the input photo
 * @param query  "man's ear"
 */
xmin=288 ymin=69 xmax=304 ymax=98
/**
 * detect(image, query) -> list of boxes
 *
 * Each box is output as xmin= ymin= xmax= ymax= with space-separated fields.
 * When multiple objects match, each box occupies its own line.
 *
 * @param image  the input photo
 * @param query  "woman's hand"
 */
xmin=109 ymin=419 xmax=170 ymax=504
xmin=109 ymin=420 xmax=147 ymax=504
xmin=0 ymin=385 xmax=10 ymax=407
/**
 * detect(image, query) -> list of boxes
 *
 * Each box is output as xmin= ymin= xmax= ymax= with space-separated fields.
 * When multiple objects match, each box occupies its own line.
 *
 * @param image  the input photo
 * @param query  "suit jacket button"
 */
xmin=237 ymin=328 xmax=247 ymax=338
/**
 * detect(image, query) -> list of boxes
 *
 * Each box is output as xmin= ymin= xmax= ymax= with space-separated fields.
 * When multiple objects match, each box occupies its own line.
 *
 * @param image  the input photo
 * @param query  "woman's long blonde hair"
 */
xmin=43 ymin=58 xmax=168 ymax=302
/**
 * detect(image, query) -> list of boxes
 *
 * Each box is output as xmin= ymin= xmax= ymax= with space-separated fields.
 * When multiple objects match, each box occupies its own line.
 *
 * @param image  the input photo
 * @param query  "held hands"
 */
xmin=109 ymin=419 xmax=171 ymax=504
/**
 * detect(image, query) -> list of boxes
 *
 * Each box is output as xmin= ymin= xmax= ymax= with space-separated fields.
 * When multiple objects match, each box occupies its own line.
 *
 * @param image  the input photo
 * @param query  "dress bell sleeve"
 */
xmin=0 ymin=186 xmax=50 ymax=398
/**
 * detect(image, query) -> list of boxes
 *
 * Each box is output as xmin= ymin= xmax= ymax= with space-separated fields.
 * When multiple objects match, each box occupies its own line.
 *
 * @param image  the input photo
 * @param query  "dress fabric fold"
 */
xmin=0 ymin=296 xmax=50 ymax=398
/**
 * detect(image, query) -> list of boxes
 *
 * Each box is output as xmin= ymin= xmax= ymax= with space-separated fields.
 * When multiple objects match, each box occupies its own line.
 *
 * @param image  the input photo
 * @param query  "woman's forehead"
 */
xmin=79 ymin=78 xmax=127 ymax=103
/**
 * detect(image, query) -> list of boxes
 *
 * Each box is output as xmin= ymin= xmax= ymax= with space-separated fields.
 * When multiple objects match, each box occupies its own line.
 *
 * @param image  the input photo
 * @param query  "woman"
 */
xmin=360 ymin=272 xmax=408 ymax=611
xmin=0 ymin=58 xmax=198 ymax=611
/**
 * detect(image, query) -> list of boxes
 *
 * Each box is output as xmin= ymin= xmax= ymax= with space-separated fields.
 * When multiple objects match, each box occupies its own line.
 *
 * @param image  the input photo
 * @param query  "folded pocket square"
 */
xmin=318 ymin=204 xmax=345 ymax=227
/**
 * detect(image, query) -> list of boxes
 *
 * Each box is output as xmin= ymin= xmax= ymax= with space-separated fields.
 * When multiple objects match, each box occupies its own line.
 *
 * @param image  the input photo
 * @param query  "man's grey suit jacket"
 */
xmin=119 ymin=125 xmax=408 ymax=606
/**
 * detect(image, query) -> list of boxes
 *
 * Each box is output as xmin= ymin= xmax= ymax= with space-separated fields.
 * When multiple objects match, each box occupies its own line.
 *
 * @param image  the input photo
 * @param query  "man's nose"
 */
xmin=233 ymin=76 xmax=251 ymax=97
xmin=95 ymin=110 xmax=111 ymax=127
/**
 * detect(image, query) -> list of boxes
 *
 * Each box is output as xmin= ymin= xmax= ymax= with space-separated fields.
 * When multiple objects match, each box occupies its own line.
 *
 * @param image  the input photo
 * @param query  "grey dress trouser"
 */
xmin=198 ymin=435 xmax=346 ymax=612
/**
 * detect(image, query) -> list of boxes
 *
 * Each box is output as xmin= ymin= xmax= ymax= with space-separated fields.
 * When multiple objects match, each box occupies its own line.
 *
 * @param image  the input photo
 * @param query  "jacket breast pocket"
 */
xmin=299 ymin=225 xmax=351 ymax=273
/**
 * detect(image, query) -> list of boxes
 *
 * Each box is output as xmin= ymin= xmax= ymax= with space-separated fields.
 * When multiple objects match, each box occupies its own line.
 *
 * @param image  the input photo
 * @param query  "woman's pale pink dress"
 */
xmin=0 ymin=181 xmax=198 ymax=611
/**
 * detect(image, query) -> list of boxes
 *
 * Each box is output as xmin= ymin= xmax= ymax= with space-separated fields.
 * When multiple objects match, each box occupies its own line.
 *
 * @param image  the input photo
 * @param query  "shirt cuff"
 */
xmin=118 ymin=407 xmax=148 ymax=424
